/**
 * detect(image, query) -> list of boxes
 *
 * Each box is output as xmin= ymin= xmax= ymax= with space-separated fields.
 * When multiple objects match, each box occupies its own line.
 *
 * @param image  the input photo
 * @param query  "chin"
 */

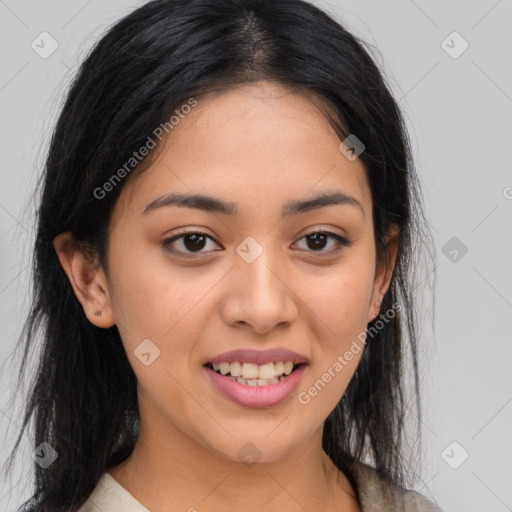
xmin=202 ymin=430 xmax=305 ymax=467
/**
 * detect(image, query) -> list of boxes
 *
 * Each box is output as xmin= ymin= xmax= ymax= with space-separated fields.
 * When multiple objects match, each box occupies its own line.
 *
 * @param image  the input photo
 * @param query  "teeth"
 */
xmin=283 ymin=361 xmax=294 ymax=375
xmin=229 ymin=361 xmax=242 ymax=377
xmin=258 ymin=362 xmax=275 ymax=380
xmin=242 ymin=363 xmax=259 ymax=379
xmin=258 ymin=377 xmax=279 ymax=385
xmin=210 ymin=360 xmax=299 ymax=380
xmin=229 ymin=376 xmax=280 ymax=386
xmin=219 ymin=362 xmax=230 ymax=375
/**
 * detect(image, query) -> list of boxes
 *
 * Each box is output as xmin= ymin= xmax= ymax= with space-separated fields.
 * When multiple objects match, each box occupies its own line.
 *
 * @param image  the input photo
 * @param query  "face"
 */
xmin=89 ymin=82 xmax=395 ymax=463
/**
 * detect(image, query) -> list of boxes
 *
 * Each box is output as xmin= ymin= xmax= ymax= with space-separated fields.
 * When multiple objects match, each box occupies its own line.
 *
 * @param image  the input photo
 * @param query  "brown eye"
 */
xmin=294 ymin=231 xmax=351 ymax=253
xmin=163 ymin=231 xmax=221 ymax=255
xmin=162 ymin=229 xmax=351 ymax=257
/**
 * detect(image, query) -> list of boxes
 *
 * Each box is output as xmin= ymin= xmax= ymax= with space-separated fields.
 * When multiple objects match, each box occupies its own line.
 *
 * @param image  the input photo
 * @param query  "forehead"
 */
xmin=113 ymin=81 xmax=371 ymax=221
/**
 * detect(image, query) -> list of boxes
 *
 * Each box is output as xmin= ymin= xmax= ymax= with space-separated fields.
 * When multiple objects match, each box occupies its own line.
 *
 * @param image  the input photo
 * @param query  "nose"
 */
xmin=220 ymin=247 xmax=298 ymax=334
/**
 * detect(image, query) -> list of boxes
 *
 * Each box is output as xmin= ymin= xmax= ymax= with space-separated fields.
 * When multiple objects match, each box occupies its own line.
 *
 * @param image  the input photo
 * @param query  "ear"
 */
xmin=367 ymin=224 xmax=400 ymax=323
xmin=53 ymin=232 xmax=115 ymax=328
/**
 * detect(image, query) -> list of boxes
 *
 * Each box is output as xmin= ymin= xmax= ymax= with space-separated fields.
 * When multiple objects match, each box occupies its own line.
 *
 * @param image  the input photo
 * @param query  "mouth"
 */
xmin=203 ymin=361 xmax=305 ymax=386
xmin=203 ymin=359 xmax=308 ymax=408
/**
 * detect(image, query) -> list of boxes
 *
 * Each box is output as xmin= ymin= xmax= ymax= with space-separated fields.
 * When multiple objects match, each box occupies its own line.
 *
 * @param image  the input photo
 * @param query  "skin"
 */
xmin=55 ymin=81 xmax=398 ymax=512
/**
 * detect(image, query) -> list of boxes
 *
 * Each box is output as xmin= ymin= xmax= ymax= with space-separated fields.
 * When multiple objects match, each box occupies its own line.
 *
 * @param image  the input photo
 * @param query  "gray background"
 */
xmin=1 ymin=1 xmax=511 ymax=510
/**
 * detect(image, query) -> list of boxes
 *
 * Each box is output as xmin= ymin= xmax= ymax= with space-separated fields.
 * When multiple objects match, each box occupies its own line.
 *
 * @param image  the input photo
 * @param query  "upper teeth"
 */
xmin=213 ymin=361 xmax=295 ymax=379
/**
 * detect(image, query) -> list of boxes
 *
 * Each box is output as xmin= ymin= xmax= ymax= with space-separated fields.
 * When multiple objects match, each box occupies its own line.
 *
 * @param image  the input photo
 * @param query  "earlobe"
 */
xmin=53 ymin=232 xmax=115 ymax=328
xmin=368 ymin=290 xmax=385 ymax=323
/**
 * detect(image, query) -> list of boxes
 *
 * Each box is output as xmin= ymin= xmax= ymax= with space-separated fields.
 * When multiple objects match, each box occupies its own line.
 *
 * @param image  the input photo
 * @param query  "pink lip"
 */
xmin=204 ymin=364 xmax=307 ymax=409
xmin=205 ymin=348 xmax=308 ymax=366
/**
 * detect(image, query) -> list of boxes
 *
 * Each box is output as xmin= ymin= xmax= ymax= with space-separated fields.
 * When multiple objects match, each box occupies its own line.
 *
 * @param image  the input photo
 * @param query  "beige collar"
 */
xmin=78 ymin=462 xmax=442 ymax=511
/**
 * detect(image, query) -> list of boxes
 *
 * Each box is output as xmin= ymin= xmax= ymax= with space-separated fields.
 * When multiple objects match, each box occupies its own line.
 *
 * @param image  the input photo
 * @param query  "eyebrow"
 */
xmin=141 ymin=190 xmax=364 ymax=217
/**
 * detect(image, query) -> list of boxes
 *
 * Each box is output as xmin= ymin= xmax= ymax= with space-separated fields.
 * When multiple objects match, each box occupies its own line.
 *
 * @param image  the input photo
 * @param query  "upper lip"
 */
xmin=205 ymin=348 xmax=309 ymax=366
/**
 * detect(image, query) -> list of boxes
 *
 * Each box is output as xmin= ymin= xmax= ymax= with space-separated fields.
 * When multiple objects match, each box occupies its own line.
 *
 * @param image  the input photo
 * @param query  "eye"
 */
xmin=162 ymin=231 xmax=221 ymax=255
xmin=162 ymin=229 xmax=351 ymax=257
xmin=293 ymin=230 xmax=351 ymax=254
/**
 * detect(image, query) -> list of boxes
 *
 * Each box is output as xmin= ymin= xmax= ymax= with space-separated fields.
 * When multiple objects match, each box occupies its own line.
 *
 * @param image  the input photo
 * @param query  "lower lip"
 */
xmin=204 ymin=365 xmax=306 ymax=409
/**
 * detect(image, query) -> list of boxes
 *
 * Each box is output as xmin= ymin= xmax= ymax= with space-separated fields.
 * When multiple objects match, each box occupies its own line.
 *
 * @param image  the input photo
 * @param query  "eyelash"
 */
xmin=162 ymin=229 xmax=352 ymax=256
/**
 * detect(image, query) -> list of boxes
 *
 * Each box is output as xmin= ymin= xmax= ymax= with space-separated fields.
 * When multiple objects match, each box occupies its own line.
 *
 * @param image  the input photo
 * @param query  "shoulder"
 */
xmin=351 ymin=461 xmax=444 ymax=512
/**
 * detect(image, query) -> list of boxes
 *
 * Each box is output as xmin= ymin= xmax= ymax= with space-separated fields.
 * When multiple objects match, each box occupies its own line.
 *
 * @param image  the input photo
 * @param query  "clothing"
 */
xmin=352 ymin=462 xmax=444 ymax=511
xmin=78 ymin=462 xmax=443 ymax=512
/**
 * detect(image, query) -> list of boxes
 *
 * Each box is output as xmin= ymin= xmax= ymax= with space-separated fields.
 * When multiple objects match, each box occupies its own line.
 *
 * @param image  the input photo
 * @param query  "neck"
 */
xmin=109 ymin=400 xmax=360 ymax=511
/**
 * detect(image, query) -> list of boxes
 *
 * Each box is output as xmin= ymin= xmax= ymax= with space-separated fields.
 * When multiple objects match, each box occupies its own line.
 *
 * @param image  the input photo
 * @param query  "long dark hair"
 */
xmin=6 ymin=0 xmax=434 ymax=509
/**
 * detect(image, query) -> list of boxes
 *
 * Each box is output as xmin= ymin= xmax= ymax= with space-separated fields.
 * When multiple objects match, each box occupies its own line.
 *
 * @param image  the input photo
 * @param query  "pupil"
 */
xmin=308 ymin=233 xmax=327 ymax=250
xmin=184 ymin=234 xmax=206 ymax=251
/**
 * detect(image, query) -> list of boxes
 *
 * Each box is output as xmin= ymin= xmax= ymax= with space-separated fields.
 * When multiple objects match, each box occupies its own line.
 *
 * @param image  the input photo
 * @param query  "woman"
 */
xmin=8 ymin=0 xmax=441 ymax=510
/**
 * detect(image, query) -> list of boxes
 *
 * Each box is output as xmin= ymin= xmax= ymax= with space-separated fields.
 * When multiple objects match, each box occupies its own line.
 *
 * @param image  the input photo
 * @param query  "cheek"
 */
xmin=107 ymin=241 xmax=211 ymax=340
xmin=295 ymin=250 xmax=375 ymax=411
xmin=303 ymin=261 xmax=375 ymax=342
